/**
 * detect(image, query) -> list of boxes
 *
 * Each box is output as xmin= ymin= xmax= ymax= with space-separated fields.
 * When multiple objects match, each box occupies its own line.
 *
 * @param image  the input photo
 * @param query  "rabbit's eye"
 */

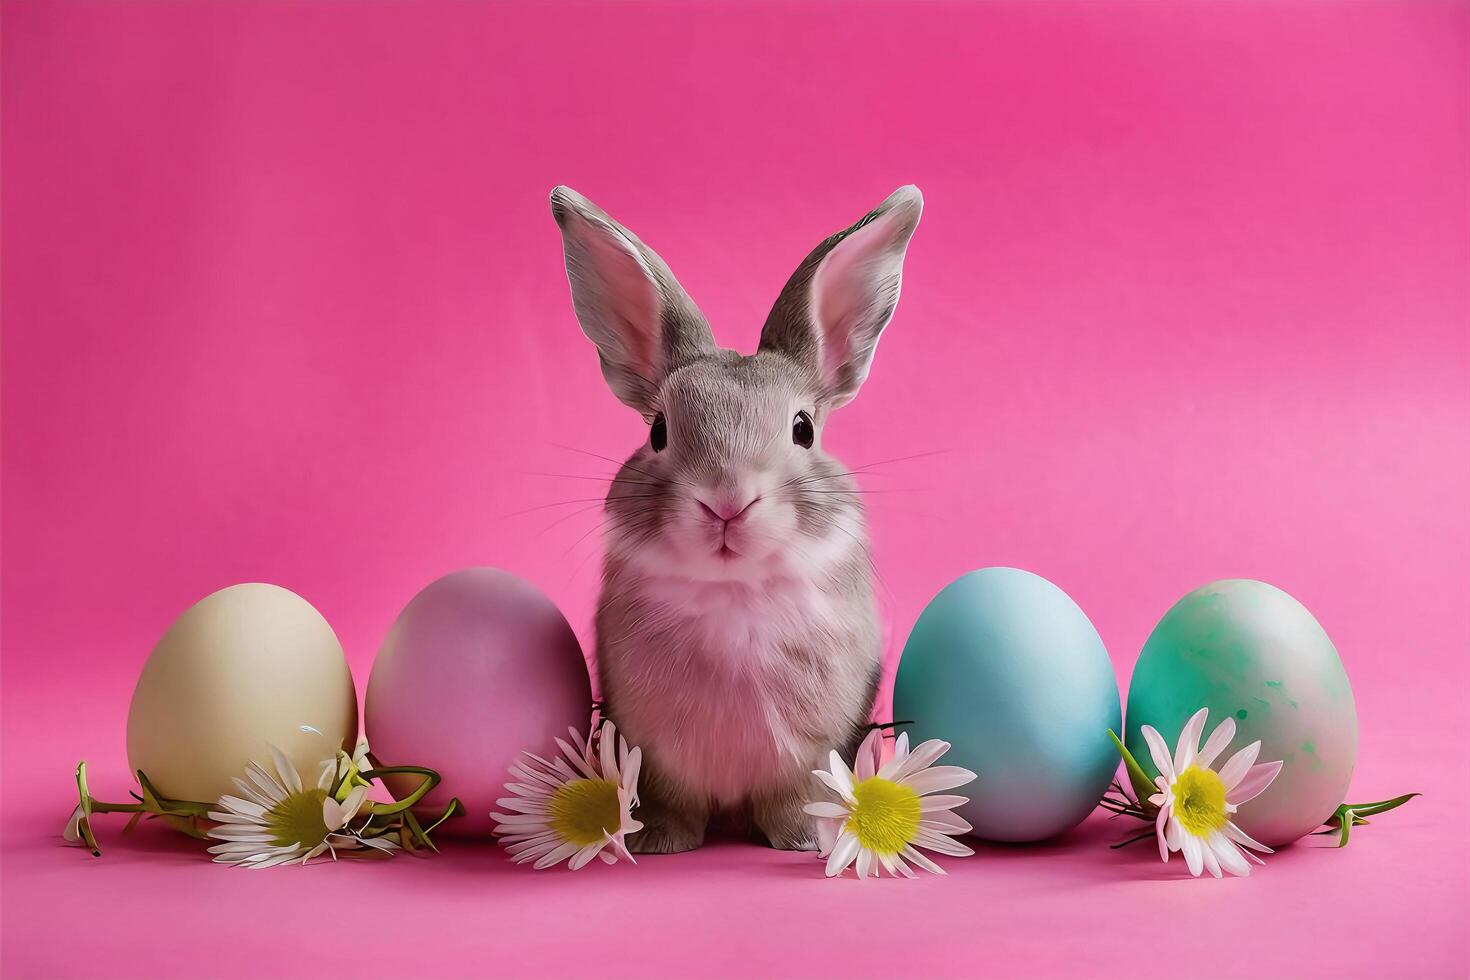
xmin=650 ymin=413 xmax=668 ymax=452
xmin=792 ymin=410 xmax=815 ymax=449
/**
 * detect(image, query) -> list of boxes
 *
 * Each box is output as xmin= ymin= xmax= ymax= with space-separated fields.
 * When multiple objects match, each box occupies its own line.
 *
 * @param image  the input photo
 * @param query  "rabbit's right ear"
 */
xmin=759 ymin=186 xmax=922 ymax=410
xmin=550 ymin=187 xmax=714 ymax=414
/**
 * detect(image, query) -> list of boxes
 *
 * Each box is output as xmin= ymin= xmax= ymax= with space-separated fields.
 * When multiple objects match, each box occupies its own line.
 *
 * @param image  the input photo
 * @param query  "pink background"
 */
xmin=3 ymin=2 xmax=1466 ymax=977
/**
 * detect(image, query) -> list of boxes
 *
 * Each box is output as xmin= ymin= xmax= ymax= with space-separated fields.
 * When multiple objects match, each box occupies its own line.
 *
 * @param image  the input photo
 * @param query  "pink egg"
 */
xmin=365 ymin=568 xmax=592 ymax=837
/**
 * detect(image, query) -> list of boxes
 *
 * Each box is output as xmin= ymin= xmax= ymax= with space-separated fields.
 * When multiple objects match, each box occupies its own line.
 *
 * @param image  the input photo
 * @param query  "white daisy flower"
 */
xmin=804 ymin=728 xmax=977 ymax=879
xmin=491 ymin=720 xmax=643 ymax=870
xmin=206 ymin=745 xmax=398 ymax=868
xmin=1141 ymin=707 xmax=1284 ymax=878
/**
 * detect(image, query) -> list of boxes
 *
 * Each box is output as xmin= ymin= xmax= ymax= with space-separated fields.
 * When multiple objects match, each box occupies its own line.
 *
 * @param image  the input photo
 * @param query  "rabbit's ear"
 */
xmin=759 ymin=186 xmax=922 ymax=409
xmin=551 ymin=186 xmax=714 ymax=413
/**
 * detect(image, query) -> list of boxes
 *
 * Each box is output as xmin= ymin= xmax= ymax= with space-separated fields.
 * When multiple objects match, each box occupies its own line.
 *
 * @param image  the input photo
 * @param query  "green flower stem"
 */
xmin=71 ymin=758 xmax=460 ymax=860
xmin=1316 ymin=793 xmax=1420 ymax=847
xmin=1110 ymin=829 xmax=1156 ymax=850
xmin=418 ymin=798 xmax=464 ymax=836
xmin=73 ymin=762 xmax=101 ymax=857
xmin=359 ymin=766 xmax=441 ymax=816
xmin=87 ymin=801 xmax=149 ymax=815
xmin=135 ymin=771 xmax=213 ymax=816
xmin=73 ymin=762 xmax=225 ymax=855
xmin=1107 ymin=730 xmax=1157 ymax=806
xmin=355 ymin=766 xmax=463 ymax=851
xmin=402 ymin=810 xmax=441 ymax=853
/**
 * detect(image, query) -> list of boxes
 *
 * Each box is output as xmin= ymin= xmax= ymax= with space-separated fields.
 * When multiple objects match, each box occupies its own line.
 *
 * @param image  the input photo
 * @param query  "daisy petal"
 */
xmin=232 ymin=776 xmax=275 ymax=808
xmin=245 ymin=763 xmax=286 ymax=803
xmin=855 ymin=730 xmax=882 ymax=782
xmin=919 ymin=811 xmax=972 ymax=835
xmin=1165 ymin=816 xmax=1184 ymax=852
xmin=900 ymin=844 xmax=946 ymax=875
xmin=1180 ymin=831 xmax=1204 ymax=876
xmin=533 ymin=840 xmax=582 ymax=870
xmin=599 ymin=724 xmax=619 ymax=783
xmin=803 ymin=802 xmax=850 ymax=819
xmin=217 ymin=796 xmax=267 ymax=819
xmin=879 ymin=738 xmax=948 ymax=782
xmin=1222 ymin=820 xmax=1274 ymax=855
xmin=900 ymin=766 xmax=977 ymax=796
xmin=1140 ymin=725 xmax=1176 ymax=781
xmin=568 ymin=840 xmax=607 ymax=871
xmin=554 ymin=738 xmax=598 ymax=780
xmin=1217 ymin=741 xmax=1263 ymax=791
xmin=892 ymin=732 xmax=910 ymax=761
xmin=1173 ymin=708 xmax=1209 ymax=775
xmin=827 ymin=751 xmax=857 ymax=794
xmin=321 ymin=796 xmax=344 ymax=831
xmin=815 ymin=816 xmax=840 ymax=857
xmin=824 ymin=831 xmax=860 ymax=877
xmin=1226 ymin=760 xmax=1282 ymax=806
xmin=813 ymin=769 xmax=856 ymax=802
xmin=913 ymin=828 xmax=974 ymax=857
xmin=1208 ymin=831 xmax=1251 ymax=877
xmin=1195 ymin=716 xmax=1237 ymax=769
xmin=622 ymin=747 xmax=642 ymax=800
xmin=270 ymin=745 xmax=303 ymax=794
xmin=339 ymin=786 xmax=368 ymax=824
xmin=1200 ymin=839 xmax=1223 ymax=879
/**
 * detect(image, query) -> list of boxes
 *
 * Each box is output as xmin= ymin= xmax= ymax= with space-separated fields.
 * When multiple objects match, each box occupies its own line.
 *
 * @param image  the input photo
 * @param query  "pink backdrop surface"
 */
xmin=3 ymin=2 xmax=1467 ymax=978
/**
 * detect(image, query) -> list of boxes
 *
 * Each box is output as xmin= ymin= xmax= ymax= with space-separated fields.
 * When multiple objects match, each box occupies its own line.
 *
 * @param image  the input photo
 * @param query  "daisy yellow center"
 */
xmin=266 ymin=788 xmax=330 ymax=848
xmin=547 ymin=778 xmax=622 ymax=847
xmin=845 ymin=776 xmax=922 ymax=855
xmin=1173 ymin=765 xmax=1228 ymax=837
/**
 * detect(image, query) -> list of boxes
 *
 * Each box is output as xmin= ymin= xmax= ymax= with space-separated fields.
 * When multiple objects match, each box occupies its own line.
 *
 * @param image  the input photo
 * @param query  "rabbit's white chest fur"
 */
xmin=598 ymin=546 xmax=880 ymax=808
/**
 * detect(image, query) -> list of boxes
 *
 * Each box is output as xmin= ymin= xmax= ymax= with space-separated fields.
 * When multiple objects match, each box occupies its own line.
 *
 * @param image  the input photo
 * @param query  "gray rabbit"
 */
xmin=551 ymin=185 xmax=923 ymax=852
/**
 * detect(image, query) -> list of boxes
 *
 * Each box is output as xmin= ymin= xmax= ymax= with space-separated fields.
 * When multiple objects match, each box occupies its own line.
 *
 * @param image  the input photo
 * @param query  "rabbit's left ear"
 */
xmin=759 ymin=186 xmax=922 ymax=409
xmin=551 ymin=186 xmax=715 ymax=414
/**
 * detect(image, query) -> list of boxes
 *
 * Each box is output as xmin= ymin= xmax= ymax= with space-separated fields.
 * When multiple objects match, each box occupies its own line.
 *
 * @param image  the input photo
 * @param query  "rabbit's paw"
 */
xmin=755 ymin=793 xmax=819 ymax=851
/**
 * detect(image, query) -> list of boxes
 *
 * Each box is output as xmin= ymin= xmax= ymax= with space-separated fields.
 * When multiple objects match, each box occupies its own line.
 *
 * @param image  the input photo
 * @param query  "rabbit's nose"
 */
xmin=696 ymin=493 xmax=760 ymax=525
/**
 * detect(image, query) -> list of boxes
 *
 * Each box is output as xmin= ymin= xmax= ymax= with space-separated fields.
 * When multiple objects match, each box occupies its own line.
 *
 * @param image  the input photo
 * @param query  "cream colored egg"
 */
xmin=126 ymin=583 xmax=357 ymax=803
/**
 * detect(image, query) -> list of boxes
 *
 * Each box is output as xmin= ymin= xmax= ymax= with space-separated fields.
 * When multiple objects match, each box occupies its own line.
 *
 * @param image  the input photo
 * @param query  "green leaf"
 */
xmin=134 ymin=770 xmax=213 ymax=819
xmin=136 ymin=771 xmax=166 ymax=815
xmin=1108 ymin=730 xmax=1156 ymax=805
xmin=1344 ymin=793 xmax=1419 ymax=818
xmin=1320 ymin=794 xmax=1418 ymax=848
xmin=420 ymin=798 xmax=464 ymax=838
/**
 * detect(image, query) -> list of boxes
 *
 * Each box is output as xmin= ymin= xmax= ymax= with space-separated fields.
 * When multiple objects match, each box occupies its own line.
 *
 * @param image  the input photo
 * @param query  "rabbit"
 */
xmin=550 ymin=184 xmax=923 ymax=853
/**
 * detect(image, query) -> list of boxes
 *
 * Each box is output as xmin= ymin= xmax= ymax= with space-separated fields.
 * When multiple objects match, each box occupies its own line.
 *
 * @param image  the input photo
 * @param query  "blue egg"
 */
xmin=893 ymin=567 xmax=1121 ymax=842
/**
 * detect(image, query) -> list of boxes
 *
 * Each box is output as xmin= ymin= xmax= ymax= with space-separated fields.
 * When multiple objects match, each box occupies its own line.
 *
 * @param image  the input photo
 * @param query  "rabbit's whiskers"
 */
xmin=552 ymin=443 xmax=690 ymax=488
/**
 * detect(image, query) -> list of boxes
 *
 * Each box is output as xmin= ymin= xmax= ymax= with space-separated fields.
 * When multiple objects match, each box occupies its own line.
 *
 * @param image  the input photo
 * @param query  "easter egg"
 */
xmin=1125 ymin=579 xmax=1357 ymax=846
xmin=127 ymin=583 xmax=357 ymax=804
xmin=365 ymin=568 xmax=592 ymax=835
xmin=894 ymin=567 xmax=1121 ymax=842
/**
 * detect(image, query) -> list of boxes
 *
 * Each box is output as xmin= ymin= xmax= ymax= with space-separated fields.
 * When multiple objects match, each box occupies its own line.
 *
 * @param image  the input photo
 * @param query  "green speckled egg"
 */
xmin=1125 ymin=580 xmax=1357 ymax=846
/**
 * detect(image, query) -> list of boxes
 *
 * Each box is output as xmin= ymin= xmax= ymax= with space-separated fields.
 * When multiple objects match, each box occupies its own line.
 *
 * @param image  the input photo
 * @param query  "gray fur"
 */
xmin=551 ymin=185 xmax=921 ymax=852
